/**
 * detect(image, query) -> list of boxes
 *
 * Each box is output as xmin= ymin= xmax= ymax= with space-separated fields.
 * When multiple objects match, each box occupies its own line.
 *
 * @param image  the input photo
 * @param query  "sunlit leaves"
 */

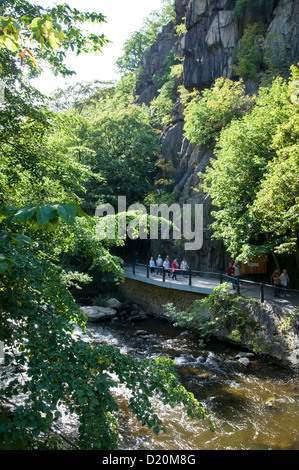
xmin=0 ymin=16 xmax=21 ymax=52
xmin=28 ymin=16 xmax=67 ymax=50
xmin=250 ymin=116 xmax=299 ymax=252
xmin=0 ymin=232 xmax=210 ymax=448
xmin=79 ymin=103 xmax=159 ymax=209
xmin=202 ymin=67 xmax=299 ymax=261
xmin=183 ymin=77 xmax=255 ymax=147
xmin=0 ymin=2 xmax=108 ymax=76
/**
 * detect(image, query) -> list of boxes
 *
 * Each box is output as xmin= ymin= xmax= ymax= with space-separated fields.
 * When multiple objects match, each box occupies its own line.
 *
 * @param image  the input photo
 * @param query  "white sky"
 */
xmin=31 ymin=0 xmax=164 ymax=95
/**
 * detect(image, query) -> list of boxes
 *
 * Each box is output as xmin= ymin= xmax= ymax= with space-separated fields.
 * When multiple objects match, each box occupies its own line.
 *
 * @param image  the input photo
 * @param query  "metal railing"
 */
xmin=128 ymin=262 xmax=299 ymax=304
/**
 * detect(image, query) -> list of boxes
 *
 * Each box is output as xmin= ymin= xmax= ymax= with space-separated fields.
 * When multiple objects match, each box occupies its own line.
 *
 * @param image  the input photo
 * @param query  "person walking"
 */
xmin=149 ymin=257 xmax=155 ymax=274
xmin=163 ymin=256 xmax=170 ymax=277
xmin=180 ymin=258 xmax=189 ymax=277
xmin=271 ymin=269 xmax=281 ymax=298
xmin=171 ymin=259 xmax=178 ymax=280
xmin=156 ymin=254 xmax=163 ymax=275
xmin=226 ymin=262 xmax=235 ymax=289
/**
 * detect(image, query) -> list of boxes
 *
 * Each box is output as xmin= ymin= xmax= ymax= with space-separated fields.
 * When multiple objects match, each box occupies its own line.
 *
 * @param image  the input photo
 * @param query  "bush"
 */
xmin=182 ymin=78 xmax=255 ymax=147
xmin=232 ymin=23 xmax=265 ymax=79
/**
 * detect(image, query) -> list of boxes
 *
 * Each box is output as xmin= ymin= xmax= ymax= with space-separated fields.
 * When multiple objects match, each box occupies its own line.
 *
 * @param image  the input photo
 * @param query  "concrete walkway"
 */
xmin=123 ymin=264 xmax=299 ymax=309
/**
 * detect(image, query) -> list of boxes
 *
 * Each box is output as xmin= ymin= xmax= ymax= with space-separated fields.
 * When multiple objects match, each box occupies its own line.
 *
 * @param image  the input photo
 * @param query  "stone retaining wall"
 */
xmin=119 ymin=277 xmax=205 ymax=316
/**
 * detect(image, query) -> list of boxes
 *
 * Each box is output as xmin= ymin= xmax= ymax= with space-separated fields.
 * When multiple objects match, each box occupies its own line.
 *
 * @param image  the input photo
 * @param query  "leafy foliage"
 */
xmin=0 ymin=226 xmax=210 ymax=449
xmin=0 ymin=0 xmax=108 ymax=76
xmin=232 ymin=23 xmax=265 ymax=79
xmin=0 ymin=0 xmax=213 ymax=450
xmin=233 ymin=0 xmax=259 ymax=18
xmin=202 ymin=66 xmax=299 ymax=263
xmin=182 ymin=78 xmax=255 ymax=147
xmin=150 ymin=62 xmax=183 ymax=128
xmin=89 ymin=105 xmax=158 ymax=206
xmin=163 ymin=284 xmax=260 ymax=349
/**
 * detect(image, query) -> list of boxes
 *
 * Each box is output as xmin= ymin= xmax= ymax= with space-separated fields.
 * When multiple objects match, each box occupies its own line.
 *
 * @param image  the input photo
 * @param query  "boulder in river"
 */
xmin=105 ymin=297 xmax=123 ymax=311
xmin=83 ymin=306 xmax=117 ymax=322
xmin=133 ymin=330 xmax=150 ymax=338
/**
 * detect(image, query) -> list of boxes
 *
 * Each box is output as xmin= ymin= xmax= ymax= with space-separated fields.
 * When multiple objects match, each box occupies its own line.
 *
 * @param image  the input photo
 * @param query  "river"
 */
xmin=79 ymin=316 xmax=299 ymax=451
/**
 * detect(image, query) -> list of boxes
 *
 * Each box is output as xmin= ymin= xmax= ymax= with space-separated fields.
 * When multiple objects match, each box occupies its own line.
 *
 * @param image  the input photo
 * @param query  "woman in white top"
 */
xmin=180 ymin=258 xmax=189 ymax=277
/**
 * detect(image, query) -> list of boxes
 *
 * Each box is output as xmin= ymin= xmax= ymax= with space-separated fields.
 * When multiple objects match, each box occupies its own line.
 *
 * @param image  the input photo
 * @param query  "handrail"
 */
xmin=128 ymin=262 xmax=299 ymax=303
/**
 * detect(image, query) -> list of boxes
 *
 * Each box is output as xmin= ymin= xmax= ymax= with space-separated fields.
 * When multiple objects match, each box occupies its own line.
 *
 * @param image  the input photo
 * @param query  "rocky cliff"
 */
xmin=136 ymin=0 xmax=299 ymax=272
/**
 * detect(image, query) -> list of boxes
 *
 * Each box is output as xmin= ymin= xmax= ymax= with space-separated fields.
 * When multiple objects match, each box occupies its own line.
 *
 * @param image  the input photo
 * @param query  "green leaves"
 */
xmin=1 ymin=201 xmax=86 ymax=229
xmin=183 ymin=77 xmax=255 ymax=148
xmin=232 ymin=23 xmax=265 ymax=79
xmin=28 ymin=16 xmax=67 ymax=50
xmin=0 ymin=202 xmax=87 ymax=275
xmin=0 ymin=0 xmax=214 ymax=450
xmin=116 ymin=0 xmax=175 ymax=73
xmin=0 ymin=2 xmax=108 ymax=76
xmin=80 ymin=103 xmax=159 ymax=208
xmin=0 ymin=16 xmax=21 ymax=52
xmin=202 ymin=67 xmax=298 ymax=261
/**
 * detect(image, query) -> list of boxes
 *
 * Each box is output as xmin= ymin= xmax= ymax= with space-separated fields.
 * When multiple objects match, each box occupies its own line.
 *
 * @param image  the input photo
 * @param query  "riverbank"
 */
xmin=82 ymin=289 xmax=299 ymax=371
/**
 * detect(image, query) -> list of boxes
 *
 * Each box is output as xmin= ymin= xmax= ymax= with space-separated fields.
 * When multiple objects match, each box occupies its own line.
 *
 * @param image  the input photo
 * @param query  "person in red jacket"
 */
xmin=226 ymin=262 xmax=235 ymax=288
xmin=170 ymin=259 xmax=178 ymax=280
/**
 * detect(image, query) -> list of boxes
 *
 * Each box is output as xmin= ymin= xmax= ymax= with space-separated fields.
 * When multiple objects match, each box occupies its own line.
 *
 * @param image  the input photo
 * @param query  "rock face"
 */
xmin=135 ymin=21 xmax=178 ymax=106
xmin=216 ymin=297 xmax=299 ymax=370
xmin=182 ymin=0 xmax=299 ymax=89
xmin=136 ymin=0 xmax=299 ymax=272
xmin=181 ymin=1 xmax=299 ymax=98
xmin=183 ymin=0 xmax=238 ymax=88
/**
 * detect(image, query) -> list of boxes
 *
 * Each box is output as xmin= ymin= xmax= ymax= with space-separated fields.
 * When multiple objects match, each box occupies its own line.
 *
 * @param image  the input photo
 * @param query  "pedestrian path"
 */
xmin=123 ymin=263 xmax=299 ymax=309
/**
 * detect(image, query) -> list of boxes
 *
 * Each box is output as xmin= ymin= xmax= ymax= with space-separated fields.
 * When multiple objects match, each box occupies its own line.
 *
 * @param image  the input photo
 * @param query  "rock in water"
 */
xmin=83 ymin=306 xmax=117 ymax=322
xmin=105 ymin=298 xmax=123 ymax=310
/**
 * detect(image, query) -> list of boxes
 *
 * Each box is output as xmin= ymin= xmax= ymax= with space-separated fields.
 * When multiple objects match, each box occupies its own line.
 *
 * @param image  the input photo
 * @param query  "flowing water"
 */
xmin=80 ymin=316 xmax=299 ymax=451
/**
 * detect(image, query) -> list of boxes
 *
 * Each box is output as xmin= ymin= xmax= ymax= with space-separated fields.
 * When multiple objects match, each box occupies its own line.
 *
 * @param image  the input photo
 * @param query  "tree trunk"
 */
xmin=272 ymin=251 xmax=280 ymax=271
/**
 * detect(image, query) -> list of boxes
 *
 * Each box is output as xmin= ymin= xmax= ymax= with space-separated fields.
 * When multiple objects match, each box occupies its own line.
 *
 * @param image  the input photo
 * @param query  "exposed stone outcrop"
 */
xmin=137 ymin=0 xmax=299 ymax=107
xmin=182 ymin=0 xmax=299 ymax=89
xmin=135 ymin=21 xmax=178 ymax=106
xmin=215 ymin=297 xmax=299 ymax=370
xmin=183 ymin=0 xmax=237 ymax=88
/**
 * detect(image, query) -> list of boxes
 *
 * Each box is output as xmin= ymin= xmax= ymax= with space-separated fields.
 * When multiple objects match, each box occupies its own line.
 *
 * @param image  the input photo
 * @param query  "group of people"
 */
xmin=149 ymin=255 xmax=189 ymax=281
xmin=271 ymin=268 xmax=290 ymax=298
xmin=226 ymin=262 xmax=291 ymax=298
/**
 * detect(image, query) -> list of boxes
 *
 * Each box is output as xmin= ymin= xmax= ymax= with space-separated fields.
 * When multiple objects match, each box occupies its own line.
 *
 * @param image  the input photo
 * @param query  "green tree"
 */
xmin=251 ymin=115 xmax=299 ymax=266
xmin=0 ymin=208 xmax=211 ymax=450
xmin=0 ymin=1 xmax=212 ymax=449
xmin=202 ymin=68 xmax=298 ymax=263
xmin=232 ymin=23 xmax=265 ymax=79
xmin=182 ymin=77 xmax=255 ymax=148
xmin=233 ymin=0 xmax=257 ymax=18
xmin=150 ymin=62 xmax=183 ymax=128
xmin=79 ymin=104 xmax=159 ymax=210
